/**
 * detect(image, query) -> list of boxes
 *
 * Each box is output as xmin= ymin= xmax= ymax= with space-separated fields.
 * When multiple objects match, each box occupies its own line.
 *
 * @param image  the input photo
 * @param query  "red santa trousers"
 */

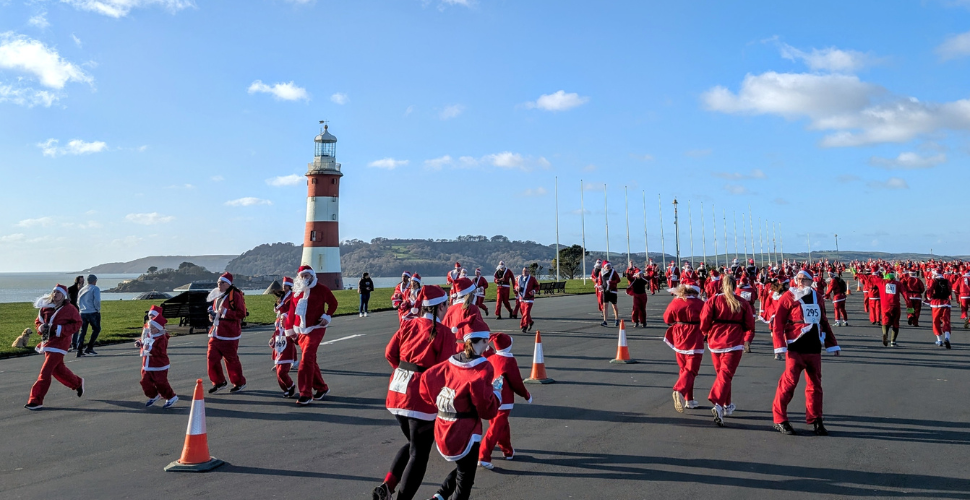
xmin=908 ymin=298 xmax=922 ymax=326
xmin=832 ymin=300 xmax=847 ymax=322
xmin=479 ymin=409 xmax=514 ymax=462
xmin=297 ymin=331 xmax=329 ymax=398
xmin=513 ymin=298 xmax=521 ymax=317
xmin=276 ymin=363 xmax=294 ymax=392
xmin=772 ymin=351 xmax=823 ymax=424
xmin=931 ymin=306 xmax=951 ymax=337
xmin=673 ymin=352 xmax=702 ymax=401
xmin=649 ymin=278 xmax=659 ymax=294
xmin=207 ymin=338 xmax=246 ymax=387
xmin=868 ymin=299 xmax=881 ymax=323
xmin=494 ymin=288 xmax=513 ymax=316
xmin=595 ymin=290 xmax=604 ymax=312
xmin=631 ymin=293 xmax=648 ymax=324
xmin=519 ymin=302 xmax=534 ymax=329
xmin=961 ymin=299 xmax=970 ymax=319
xmin=28 ymin=352 xmax=81 ymax=406
xmin=708 ymin=350 xmax=742 ymax=407
xmin=881 ymin=309 xmax=900 ymax=330
xmin=140 ymin=369 xmax=176 ymax=399
xmin=476 ymin=296 xmax=489 ymax=316
xmin=863 ymin=292 xmax=870 ymax=313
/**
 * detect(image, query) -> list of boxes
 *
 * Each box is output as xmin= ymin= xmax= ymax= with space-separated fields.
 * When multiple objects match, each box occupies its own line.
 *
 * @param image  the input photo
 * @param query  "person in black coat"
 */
xmin=358 ymin=272 xmax=375 ymax=317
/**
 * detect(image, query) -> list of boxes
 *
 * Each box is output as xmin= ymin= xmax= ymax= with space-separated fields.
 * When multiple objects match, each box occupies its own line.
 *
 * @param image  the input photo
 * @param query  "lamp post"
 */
xmin=604 ymin=184 xmax=610 ymax=261
xmin=658 ymin=194 xmax=667 ymax=272
xmin=835 ymin=233 xmax=839 ymax=262
xmin=673 ymin=198 xmax=681 ymax=269
xmin=581 ymin=180 xmax=586 ymax=285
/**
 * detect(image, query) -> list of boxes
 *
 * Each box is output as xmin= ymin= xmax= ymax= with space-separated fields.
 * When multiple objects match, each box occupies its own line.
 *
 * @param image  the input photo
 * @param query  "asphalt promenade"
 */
xmin=1 ymin=291 xmax=968 ymax=499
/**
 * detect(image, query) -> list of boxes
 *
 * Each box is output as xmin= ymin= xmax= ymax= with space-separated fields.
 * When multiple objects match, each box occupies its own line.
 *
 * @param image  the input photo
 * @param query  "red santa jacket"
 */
xmin=209 ymin=288 xmax=247 ymax=341
xmin=735 ymin=283 xmax=759 ymax=309
xmin=419 ymin=355 xmax=500 ymax=461
xmin=704 ymin=276 xmax=721 ymax=298
xmin=443 ymin=302 xmax=483 ymax=352
xmin=391 ymin=280 xmax=409 ymax=309
xmin=271 ymin=292 xmax=297 ymax=365
xmin=486 ymin=342 xmax=531 ymax=410
xmin=494 ymin=268 xmax=514 ymax=288
xmin=597 ymin=268 xmax=621 ymax=293
xmin=139 ymin=328 xmax=170 ymax=371
xmin=901 ymin=276 xmax=924 ymax=302
xmin=666 ymin=265 xmax=681 ymax=283
xmin=472 ymin=275 xmax=488 ymax=298
xmin=284 ymin=282 xmax=338 ymax=336
xmin=770 ymin=288 xmax=839 ymax=354
xmin=956 ymin=274 xmax=970 ymax=300
xmin=825 ymin=276 xmax=847 ymax=304
xmin=926 ymin=277 xmax=952 ymax=309
xmin=385 ymin=314 xmax=454 ymax=421
xmin=516 ymin=275 xmax=540 ymax=303
xmin=35 ymin=303 xmax=82 ymax=355
xmin=446 ymin=269 xmax=461 ymax=285
xmin=701 ymin=294 xmax=756 ymax=350
xmin=876 ymin=277 xmax=907 ymax=313
xmin=662 ymin=296 xmax=705 ymax=354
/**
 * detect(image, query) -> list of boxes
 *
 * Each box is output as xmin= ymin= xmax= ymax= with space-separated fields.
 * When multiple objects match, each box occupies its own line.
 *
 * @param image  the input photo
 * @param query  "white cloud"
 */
xmin=869 ymin=152 xmax=946 ymax=170
xmin=937 ymin=31 xmax=970 ymax=61
xmin=330 ymin=92 xmax=348 ymax=105
xmin=266 ymin=174 xmax=304 ymax=186
xmin=867 ymin=177 xmax=909 ymax=190
xmin=521 ymin=187 xmax=547 ymax=197
xmin=211 ymin=175 xmax=224 ymax=182
xmin=0 ymin=84 xmax=58 ymax=107
xmin=247 ymin=80 xmax=309 ymax=101
xmin=72 ymin=34 xmax=82 ymax=47
xmin=37 ymin=138 xmax=108 ymax=157
xmin=0 ymin=32 xmax=92 ymax=91
xmin=404 ymin=105 xmax=415 ymax=116
xmin=111 ymin=235 xmax=144 ymax=247
xmin=62 ymin=220 xmax=102 ymax=229
xmin=439 ymin=104 xmax=464 ymax=120
xmin=368 ymin=157 xmax=409 ymax=169
xmin=722 ymin=184 xmax=751 ymax=195
xmin=424 ymin=155 xmax=453 ymax=170
xmin=136 ymin=145 xmax=148 ymax=152
xmin=16 ymin=217 xmax=55 ymax=228
xmin=166 ymin=183 xmax=195 ymax=189
xmin=703 ymin=71 xmax=970 ymax=147
xmin=778 ymin=43 xmax=877 ymax=73
xmin=714 ymin=169 xmax=766 ymax=180
xmin=524 ymin=90 xmax=589 ymax=111
xmin=583 ymin=164 xmax=598 ymax=171
xmin=28 ymin=12 xmax=50 ymax=29
xmin=125 ymin=212 xmax=174 ymax=224
xmin=225 ymin=197 xmax=272 ymax=207
xmin=0 ymin=233 xmax=26 ymax=243
xmin=60 ymin=0 xmax=195 ymax=18
xmin=484 ymin=152 xmax=524 ymax=169
xmin=772 ymin=197 xmax=789 ymax=205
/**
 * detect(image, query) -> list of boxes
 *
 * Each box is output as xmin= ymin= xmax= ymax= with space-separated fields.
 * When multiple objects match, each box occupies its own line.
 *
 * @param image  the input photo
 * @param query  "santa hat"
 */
xmin=148 ymin=305 xmax=163 ymax=318
xmin=603 ymin=261 xmax=612 ymax=268
xmin=297 ymin=265 xmax=315 ymax=277
xmin=594 ymin=260 xmax=602 ymax=268
xmin=749 ymin=259 xmax=754 ymax=264
xmin=795 ymin=269 xmax=813 ymax=281
xmin=402 ymin=271 xmax=412 ymax=279
xmin=282 ymin=276 xmax=294 ymax=287
xmin=411 ymin=285 xmax=447 ymax=315
xmin=453 ymin=277 xmax=477 ymax=298
xmin=491 ymin=332 xmax=513 ymax=353
xmin=219 ymin=272 xmax=234 ymax=285
xmin=411 ymin=273 xmax=422 ymax=284
xmin=497 ymin=261 xmax=506 ymax=270
xmin=455 ymin=262 xmax=461 ymax=268
xmin=52 ymin=283 xmax=69 ymax=299
xmin=459 ymin=269 xmax=468 ymax=278
xmin=475 ymin=268 xmax=482 ymax=274
xmin=457 ymin=316 xmax=490 ymax=342
xmin=147 ymin=305 xmax=167 ymax=330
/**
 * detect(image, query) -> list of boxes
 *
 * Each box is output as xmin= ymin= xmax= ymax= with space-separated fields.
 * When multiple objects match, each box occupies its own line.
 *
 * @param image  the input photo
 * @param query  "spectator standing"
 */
xmin=75 ymin=275 xmax=102 ymax=357
xmin=68 ymin=275 xmax=84 ymax=350
xmin=359 ymin=272 xmax=375 ymax=318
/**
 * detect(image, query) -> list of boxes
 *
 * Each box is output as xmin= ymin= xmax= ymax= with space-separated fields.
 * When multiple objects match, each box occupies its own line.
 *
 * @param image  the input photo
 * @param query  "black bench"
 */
xmin=540 ymin=281 xmax=568 ymax=295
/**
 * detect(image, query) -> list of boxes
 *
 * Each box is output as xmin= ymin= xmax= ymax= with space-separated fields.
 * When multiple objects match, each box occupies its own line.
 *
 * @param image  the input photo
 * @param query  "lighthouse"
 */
xmin=301 ymin=123 xmax=343 ymax=290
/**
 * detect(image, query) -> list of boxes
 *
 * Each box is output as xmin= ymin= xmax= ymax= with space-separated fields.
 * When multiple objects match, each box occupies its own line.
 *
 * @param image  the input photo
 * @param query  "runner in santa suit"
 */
xmin=700 ymin=275 xmax=756 ymax=427
xmin=591 ymin=260 xmax=604 ymax=312
xmin=901 ymin=271 xmax=925 ymax=327
xmin=857 ymin=267 xmax=871 ymax=314
xmin=645 ymin=259 xmax=659 ymax=295
xmin=270 ymin=277 xmax=297 ymax=397
xmin=696 ymin=262 xmax=709 ymax=292
xmin=745 ymin=259 xmax=757 ymax=282
xmin=446 ymin=263 xmax=463 ymax=304
xmin=771 ymin=270 xmax=840 ymax=436
xmin=825 ymin=272 xmax=849 ymax=327
xmin=863 ymin=270 xmax=882 ymax=325
xmin=666 ymin=261 xmax=681 ymax=293
xmin=926 ymin=271 xmax=953 ymax=349
xmin=471 ymin=268 xmax=489 ymax=317
xmin=681 ymin=262 xmax=698 ymax=288
xmin=478 ymin=332 xmax=532 ymax=470
xmin=25 ymin=284 xmax=84 ymax=410
xmin=284 ymin=265 xmax=338 ymax=405
xmin=493 ymin=262 xmax=515 ymax=319
xmin=205 ymin=272 xmax=247 ymax=394
xmin=704 ymin=268 xmax=721 ymax=301
xmin=663 ymin=284 xmax=705 ymax=413
xmin=956 ymin=270 xmax=970 ymax=329
xmin=419 ymin=317 xmax=501 ymax=500
xmin=876 ymin=272 xmax=908 ymax=347
xmin=598 ymin=261 xmax=622 ymax=327
xmin=515 ymin=267 xmax=540 ymax=333
xmin=628 ymin=271 xmax=649 ymax=328
xmin=135 ymin=305 xmax=178 ymax=408
xmin=373 ymin=285 xmax=453 ymax=500
xmin=443 ymin=278 xmax=484 ymax=353
xmin=391 ymin=272 xmax=412 ymax=324
xmin=400 ymin=274 xmax=423 ymax=322
xmin=624 ymin=260 xmax=641 ymax=283
xmin=735 ymin=276 xmax=759 ymax=352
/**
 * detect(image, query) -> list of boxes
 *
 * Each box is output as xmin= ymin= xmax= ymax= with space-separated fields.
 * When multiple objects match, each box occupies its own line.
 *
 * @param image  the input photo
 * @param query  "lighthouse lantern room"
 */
xmin=302 ymin=122 xmax=343 ymax=289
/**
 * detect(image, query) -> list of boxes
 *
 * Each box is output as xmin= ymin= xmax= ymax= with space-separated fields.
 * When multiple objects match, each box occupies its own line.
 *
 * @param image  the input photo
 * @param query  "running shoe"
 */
xmin=208 ymin=382 xmax=228 ymax=394
xmin=774 ymin=421 xmax=796 ymax=435
xmin=76 ymin=378 xmax=84 ymax=397
xmin=478 ymin=461 xmax=494 ymax=470
xmin=163 ymin=396 xmax=179 ymax=409
xmin=313 ymin=388 xmax=330 ymax=400
xmin=672 ymin=391 xmax=685 ymax=413
xmin=372 ymin=483 xmax=392 ymax=500
xmin=146 ymin=395 xmax=161 ymax=407
xmin=229 ymin=384 xmax=246 ymax=393
xmin=724 ymin=403 xmax=736 ymax=416
xmin=712 ymin=404 xmax=724 ymax=427
xmin=813 ymin=419 xmax=829 ymax=436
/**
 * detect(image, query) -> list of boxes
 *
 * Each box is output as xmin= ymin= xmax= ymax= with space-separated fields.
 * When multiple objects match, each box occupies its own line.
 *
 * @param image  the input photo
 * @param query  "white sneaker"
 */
xmin=478 ymin=461 xmax=494 ymax=470
xmin=686 ymin=400 xmax=699 ymax=409
xmin=672 ymin=391 xmax=685 ymax=413
xmin=364 ymin=312 xmax=368 ymax=317
xmin=936 ymin=340 xmax=944 ymax=347
xmin=712 ymin=404 xmax=724 ymax=426
xmin=504 ymin=450 xmax=515 ymax=460
xmin=145 ymin=395 xmax=161 ymax=407
xmin=359 ymin=313 xmax=363 ymax=318
xmin=724 ymin=403 xmax=736 ymax=416
xmin=163 ymin=395 xmax=179 ymax=409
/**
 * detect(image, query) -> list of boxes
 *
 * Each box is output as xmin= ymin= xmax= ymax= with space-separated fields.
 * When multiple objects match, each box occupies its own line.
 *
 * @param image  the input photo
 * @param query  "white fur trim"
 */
xmin=219 ymin=276 xmax=232 ymax=285
xmin=437 ymin=434 xmax=482 ymax=462
xmin=387 ymin=408 xmax=437 ymax=421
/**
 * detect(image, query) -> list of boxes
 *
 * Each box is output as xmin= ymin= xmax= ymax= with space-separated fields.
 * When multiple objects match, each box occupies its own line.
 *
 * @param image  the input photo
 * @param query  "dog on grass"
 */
xmin=11 ymin=328 xmax=32 ymax=348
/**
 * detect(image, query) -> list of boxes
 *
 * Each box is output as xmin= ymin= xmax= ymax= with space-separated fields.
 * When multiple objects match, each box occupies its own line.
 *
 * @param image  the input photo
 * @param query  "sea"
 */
xmin=0 ymin=273 xmax=447 ymax=304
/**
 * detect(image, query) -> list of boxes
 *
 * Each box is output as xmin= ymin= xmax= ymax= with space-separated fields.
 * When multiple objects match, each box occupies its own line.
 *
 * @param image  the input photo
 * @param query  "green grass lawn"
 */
xmin=1 ymin=279 xmax=599 ymax=358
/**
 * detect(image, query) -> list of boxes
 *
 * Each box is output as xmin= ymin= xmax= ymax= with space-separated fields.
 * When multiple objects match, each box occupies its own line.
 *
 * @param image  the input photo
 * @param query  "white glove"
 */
xmin=526 ymin=395 xmax=533 ymax=404
xmin=317 ymin=314 xmax=332 ymax=328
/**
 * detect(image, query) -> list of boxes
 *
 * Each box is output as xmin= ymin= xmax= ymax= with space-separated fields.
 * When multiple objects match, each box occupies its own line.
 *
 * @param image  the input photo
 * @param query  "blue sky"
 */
xmin=1 ymin=0 xmax=969 ymax=272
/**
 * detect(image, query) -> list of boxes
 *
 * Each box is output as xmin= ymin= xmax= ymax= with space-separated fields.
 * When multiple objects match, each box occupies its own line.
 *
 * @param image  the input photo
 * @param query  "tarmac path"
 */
xmin=1 ymin=291 xmax=968 ymax=499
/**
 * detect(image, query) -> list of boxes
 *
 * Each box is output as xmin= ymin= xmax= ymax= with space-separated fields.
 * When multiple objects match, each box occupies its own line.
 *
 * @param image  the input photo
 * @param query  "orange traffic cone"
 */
xmin=165 ymin=379 xmax=225 ymax=472
xmin=524 ymin=331 xmax=554 ymax=384
xmin=610 ymin=320 xmax=637 ymax=364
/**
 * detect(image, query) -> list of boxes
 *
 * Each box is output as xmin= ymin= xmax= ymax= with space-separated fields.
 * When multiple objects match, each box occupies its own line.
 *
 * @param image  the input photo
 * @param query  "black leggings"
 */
xmin=435 ymin=442 xmax=480 ymax=500
xmin=390 ymin=415 xmax=435 ymax=500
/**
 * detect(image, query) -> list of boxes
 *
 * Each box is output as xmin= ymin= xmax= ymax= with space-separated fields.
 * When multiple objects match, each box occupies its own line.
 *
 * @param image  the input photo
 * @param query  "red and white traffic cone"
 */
xmin=524 ymin=331 xmax=554 ymax=384
xmin=165 ymin=379 xmax=225 ymax=472
xmin=610 ymin=320 xmax=636 ymax=364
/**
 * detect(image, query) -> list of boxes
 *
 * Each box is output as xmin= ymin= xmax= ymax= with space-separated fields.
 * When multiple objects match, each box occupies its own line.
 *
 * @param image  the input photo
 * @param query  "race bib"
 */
xmin=274 ymin=336 xmax=286 ymax=354
xmin=885 ymin=284 xmax=897 ymax=295
xmin=388 ymin=368 xmax=413 ymax=394
xmin=801 ymin=303 xmax=821 ymax=324
xmin=740 ymin=291 xmax=752 ymax=301
xmin=435 ymin=386 xmax=457 ymax=413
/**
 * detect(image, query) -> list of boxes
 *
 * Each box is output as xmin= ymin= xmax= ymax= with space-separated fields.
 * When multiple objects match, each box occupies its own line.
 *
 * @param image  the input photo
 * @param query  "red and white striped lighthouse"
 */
xmin=301 ymin=123 xmax=343 ymax=290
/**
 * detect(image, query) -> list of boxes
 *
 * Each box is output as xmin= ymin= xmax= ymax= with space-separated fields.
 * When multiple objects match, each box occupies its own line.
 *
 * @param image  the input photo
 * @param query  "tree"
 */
xmin=147 ymin=266 xmax=158 ymax=274
xmin=550 ymin=244 xmax=588 ymax=280
xmin=178 ymin=261 xmax=194 ymax=270
xmin=527 ymin=262 xmax=544 ymax=279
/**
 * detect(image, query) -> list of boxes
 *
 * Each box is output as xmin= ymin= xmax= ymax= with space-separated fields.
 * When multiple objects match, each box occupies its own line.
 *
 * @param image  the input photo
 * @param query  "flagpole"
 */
xmin=759 ymin=217 xmax=765 ymax=268
xmin=624 ymin=186 xmax=631 ymax=269
xmin=748 ymin=206 xmax=755 ymax=268
xmin=723 ymin=210 xmax=728 ymax=266
xmin=581 ymin=180 xmax=587 ymax=285
xmin=712 ymin=203 xmax=719 ymax=269
xmin=642 ymin=191 xmax=649 ymax=267
xmin=604 ymin=184 xmax=610 ymax=261
xmin=658 ymin=194 xmax=666 ymax=273
xmin=733 ymin=211 xmax=739 ymax=262
xmin=555 ymin=176 xmax=560 ymax=281
xmin=701 ymin=202 xmax=707 ymax=266
xmin=742 ymin=212 xmax=748 ymax=263
xmin=688 ymin=200 xmax=694 ymax=266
